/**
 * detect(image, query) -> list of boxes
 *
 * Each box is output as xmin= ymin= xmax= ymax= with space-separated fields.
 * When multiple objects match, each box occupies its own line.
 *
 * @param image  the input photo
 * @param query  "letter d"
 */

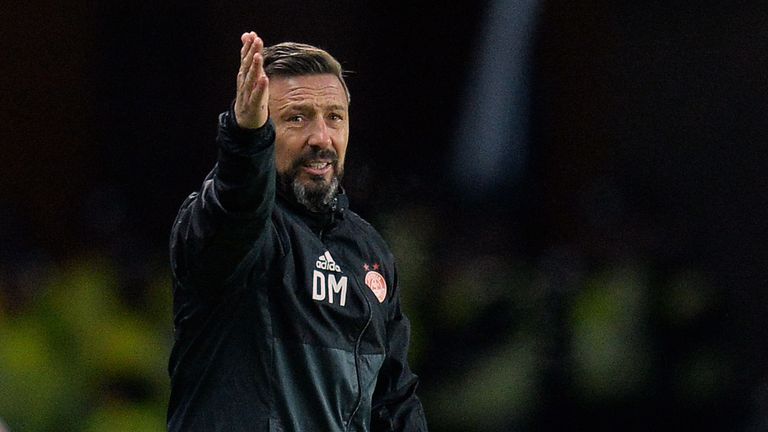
xmin=312 ymin=270 xmax=326 ymax=301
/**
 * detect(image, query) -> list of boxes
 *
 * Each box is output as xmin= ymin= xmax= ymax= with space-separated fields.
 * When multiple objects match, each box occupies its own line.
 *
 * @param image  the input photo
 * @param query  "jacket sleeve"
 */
xmin=170 ymin=107 xmax=276 ymax=290
xmin=371 ymin=268 xmax=428 ymax=431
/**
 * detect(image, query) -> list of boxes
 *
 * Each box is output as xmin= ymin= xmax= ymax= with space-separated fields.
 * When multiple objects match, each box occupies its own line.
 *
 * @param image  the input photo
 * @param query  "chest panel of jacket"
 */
xmin=265 ymin=206 xmax=390 ymax=355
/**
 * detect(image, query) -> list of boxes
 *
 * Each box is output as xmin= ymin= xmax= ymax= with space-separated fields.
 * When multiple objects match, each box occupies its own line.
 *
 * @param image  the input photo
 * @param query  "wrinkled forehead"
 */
xmin=269 ymin=74 xmax=349 ymax=110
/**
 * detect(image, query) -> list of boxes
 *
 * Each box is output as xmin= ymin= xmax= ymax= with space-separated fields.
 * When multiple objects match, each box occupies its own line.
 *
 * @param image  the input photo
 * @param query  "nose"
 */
xmin=307 ymin=117 xmax=333 ymax=149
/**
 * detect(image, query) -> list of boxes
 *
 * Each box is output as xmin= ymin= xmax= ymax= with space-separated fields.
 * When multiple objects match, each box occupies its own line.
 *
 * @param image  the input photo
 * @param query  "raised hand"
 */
xmin=234 ymin=32 xmax=269 ymax=129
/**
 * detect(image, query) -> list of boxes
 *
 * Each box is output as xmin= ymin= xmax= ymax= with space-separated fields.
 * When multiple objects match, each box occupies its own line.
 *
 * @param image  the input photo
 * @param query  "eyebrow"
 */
xmin=281 ymin=102 xmax=347 ymax=112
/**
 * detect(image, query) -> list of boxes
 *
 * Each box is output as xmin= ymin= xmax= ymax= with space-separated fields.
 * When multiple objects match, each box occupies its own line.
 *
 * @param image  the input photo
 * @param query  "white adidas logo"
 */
xmin=315 ymin=251 xmax=341 ymax=273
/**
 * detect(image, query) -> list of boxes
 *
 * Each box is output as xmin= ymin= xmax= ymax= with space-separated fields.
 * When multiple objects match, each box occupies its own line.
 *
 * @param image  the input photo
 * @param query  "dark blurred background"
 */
xmin=2 ymin=1 xmax=767 ymax=431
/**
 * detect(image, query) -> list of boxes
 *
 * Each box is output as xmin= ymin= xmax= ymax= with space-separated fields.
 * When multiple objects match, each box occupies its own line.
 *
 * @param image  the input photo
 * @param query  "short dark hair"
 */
xmin=262 ymin=42 xmax=350 ymax=103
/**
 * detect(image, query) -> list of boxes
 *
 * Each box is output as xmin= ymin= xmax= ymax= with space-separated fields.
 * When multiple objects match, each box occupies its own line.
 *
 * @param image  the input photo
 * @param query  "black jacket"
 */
xmin=167 ymin=108 xmax=428 ymax=431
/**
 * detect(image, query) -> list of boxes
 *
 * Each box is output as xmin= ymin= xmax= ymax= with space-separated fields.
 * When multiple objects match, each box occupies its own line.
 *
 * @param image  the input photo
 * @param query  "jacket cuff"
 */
xmin=217 ymin=103 xmax=275 ymax=156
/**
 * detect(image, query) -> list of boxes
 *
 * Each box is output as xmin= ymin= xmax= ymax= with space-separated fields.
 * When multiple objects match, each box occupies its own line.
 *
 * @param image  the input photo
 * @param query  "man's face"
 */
xmin=269 ymin=74 xmax=349 ymax=210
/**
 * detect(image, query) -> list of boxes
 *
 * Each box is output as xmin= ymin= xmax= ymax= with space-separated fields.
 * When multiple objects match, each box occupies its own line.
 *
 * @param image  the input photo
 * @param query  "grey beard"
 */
xmin=287 ymin=175 xmax=340 ymax=213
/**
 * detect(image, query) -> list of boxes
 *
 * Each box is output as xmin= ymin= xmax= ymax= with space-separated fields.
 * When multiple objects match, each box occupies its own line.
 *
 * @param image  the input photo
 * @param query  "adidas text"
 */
xmin=316 ymin=251 xmax=341 ymax=273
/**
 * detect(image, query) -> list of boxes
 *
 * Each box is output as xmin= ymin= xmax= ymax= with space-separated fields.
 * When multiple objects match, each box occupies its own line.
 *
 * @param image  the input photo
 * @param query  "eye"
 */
xmin=287 ymin=114 xmax=305 ymax=123
xmin=329 ymin=113 xmax=344 ymax=122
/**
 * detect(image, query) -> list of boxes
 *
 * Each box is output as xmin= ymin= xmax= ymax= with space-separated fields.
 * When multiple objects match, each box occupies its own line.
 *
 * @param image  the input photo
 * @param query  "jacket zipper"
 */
xmin=345 ymin=272 xmax=373 ymax=431
xmin=320 ymin=199 xmax=338 ymax=242
xmin=319 ymin=219 xmax=331 ymax=241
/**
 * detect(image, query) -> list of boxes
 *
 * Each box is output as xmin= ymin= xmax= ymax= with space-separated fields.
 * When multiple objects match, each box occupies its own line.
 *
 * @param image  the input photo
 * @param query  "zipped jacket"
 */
xmin=167 ymin=108 xmax=428 ymax=431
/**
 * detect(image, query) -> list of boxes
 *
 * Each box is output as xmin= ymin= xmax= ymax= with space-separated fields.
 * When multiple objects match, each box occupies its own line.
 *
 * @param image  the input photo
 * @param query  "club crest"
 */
xmin=364 ymin=270 xmax=387 ymax=303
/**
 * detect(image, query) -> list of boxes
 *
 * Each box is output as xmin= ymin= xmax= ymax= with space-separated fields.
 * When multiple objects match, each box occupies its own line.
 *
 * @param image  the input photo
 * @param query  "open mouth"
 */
xmin=302 ymin=160 xmax=333 ymax=176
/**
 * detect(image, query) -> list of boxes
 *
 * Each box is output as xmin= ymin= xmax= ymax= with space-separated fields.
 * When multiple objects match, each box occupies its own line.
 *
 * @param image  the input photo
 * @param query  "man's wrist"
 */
xmin=218 ymin=104 xmax=275 ymax=155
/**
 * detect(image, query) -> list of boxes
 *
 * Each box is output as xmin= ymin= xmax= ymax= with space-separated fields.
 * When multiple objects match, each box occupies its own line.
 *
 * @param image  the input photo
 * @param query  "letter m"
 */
xmin=328 ymin=274 xmax=348 ymax=306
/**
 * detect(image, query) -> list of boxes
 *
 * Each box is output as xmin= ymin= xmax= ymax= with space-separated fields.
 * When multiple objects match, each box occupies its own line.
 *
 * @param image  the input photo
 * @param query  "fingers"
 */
xmin=240 ymin=36 xmax=251 ymax=61
xmin=237 ymin=32 xmax=257 ymax=89
xmin=239 ymin=31 xmax=260 ymax=59
xmin=243 ymin=38 xmax=264 ymax=93
xmin=234 ymin=32 xmax=270 ymax=128
xmin=241 ymin=36 xmax=265 ymax=101
xmin=246 ymin=57 xmax=269 ymax=104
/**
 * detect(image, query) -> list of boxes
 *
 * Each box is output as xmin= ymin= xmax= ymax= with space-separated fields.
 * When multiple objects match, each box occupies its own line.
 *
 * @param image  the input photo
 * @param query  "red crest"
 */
xmin=365 ymin=270 xmax=387 ymax=303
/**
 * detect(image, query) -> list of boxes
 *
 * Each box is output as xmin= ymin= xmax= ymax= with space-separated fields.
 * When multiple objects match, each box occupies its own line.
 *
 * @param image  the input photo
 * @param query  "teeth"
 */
xmin=307 ymin=162 xmax=329 ymax=169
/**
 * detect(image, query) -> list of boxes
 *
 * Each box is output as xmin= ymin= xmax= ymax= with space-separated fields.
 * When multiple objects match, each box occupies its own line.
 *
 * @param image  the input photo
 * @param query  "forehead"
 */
xmin=269 ymin=74 xmax=348 ymax=110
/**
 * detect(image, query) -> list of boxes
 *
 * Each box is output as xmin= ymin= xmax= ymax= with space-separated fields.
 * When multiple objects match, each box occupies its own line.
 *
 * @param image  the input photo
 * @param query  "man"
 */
xmin=167 ymin=31 xmax=428 ymax=432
